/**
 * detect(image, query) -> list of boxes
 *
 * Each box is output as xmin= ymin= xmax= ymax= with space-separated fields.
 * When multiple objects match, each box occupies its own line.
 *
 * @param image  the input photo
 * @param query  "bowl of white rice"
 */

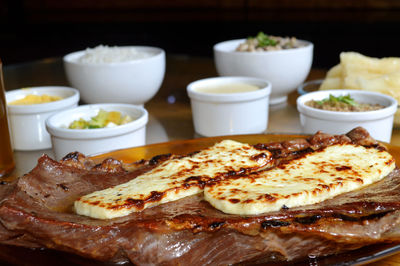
xmin=63 ymin=45 xmax=165 ymax=106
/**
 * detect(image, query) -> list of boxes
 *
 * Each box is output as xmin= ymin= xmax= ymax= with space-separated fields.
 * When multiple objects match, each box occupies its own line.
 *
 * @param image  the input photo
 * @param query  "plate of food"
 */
xmin=0 ymin=127 xmax=400 ymax=265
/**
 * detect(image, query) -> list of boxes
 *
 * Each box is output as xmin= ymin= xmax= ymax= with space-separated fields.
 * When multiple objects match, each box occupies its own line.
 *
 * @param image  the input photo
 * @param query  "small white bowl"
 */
xmin=46 ymin=103 xmax=148 ymax=160
xmin=6 ymin=86 xmax=79 ymax=151
xmin=63 ymin=46 xmax=165 ymax=106
xmin=297 ymin=90 xmax=397 ymax=142
xmin=214 ymin=39 xmax=313 ymax=105
xmin=187 ymin=76 xmax=271 ymax=137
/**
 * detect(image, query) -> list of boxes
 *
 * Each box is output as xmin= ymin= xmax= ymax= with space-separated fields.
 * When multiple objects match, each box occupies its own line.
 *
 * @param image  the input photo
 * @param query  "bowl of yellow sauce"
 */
xmin=8 ymin=94 xmax=63 ymax=105
xmin=6 ymin=86 xmax=80 ymax=150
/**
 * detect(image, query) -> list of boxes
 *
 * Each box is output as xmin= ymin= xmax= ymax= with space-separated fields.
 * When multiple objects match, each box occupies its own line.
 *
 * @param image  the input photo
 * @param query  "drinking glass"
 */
xmin=0 ymin=60 xmax=15 ymax=177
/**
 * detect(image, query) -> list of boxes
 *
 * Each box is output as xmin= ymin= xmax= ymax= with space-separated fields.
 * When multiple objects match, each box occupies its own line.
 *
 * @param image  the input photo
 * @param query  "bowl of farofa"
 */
xmin=214 ymin=32 xmax=313 ymax=105
xmin=297 ymin=90 xmax=397 ymax=142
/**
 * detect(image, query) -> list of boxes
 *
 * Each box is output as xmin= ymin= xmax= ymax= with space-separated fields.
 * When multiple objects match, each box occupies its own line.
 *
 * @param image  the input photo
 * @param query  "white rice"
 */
xmin=78 ymin=45 xmax=155 ymax=64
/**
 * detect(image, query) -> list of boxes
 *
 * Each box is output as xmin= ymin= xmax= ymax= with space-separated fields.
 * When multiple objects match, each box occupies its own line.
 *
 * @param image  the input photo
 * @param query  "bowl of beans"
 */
xmin=296 ymin=90 xmax=397 ymax=142
xmin=214 ymin=32 xmax=313 ymax=105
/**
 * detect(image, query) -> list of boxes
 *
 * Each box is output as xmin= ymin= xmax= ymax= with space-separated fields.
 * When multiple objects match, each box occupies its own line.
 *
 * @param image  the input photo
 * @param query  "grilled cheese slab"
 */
xmin=76 ymin=140 xmax=395 ymax=219
xmin=204 ymin=143 xmax=395 ymax=215
xmin=75 ymin=140 xmax=272 ymax=219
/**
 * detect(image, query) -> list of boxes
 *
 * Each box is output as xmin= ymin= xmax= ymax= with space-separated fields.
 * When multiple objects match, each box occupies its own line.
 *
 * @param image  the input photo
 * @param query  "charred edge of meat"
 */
xmin=135 ymin=159 xmax=146 ymax=164
xmin=281 ymin=205 xmax=289 ymax=210
xmin=57 ymin=183 xmax=69 ymax=191
xmin=251 ymin=153 xmax=269 ymax=161
xmin=261 ymin=220 xmax=291 ymax=229
xmin=370 ymin=144 xmax=387 ymax=151
xmin=261 ymin=215 xmax=323 ymax=229
xmin=209 ymin=221 xmax=226 ymax=230
xmin=346 ymin=127 xmax=378 ymax=146
xmin=61 ymin=152 xmax=84 ymax=162
xmin=253 ymin=143 xmax=272 ymax=150
xmin=149 ymin=154 xmax=172 ymax=165
xmin=254 ymin=142 xmax=315 ymax=161
xmin=59 ymin=152 xmax=95 ymax=170
xmin=93 ymin=158 xmax=126 ymax=173
xmin=334 ymin=211 xmax=392 ymax=222
xmin=187 ymin=151 xmax=200 ymax=157
xmin=294 ymin=215 xmax=322 ymax=225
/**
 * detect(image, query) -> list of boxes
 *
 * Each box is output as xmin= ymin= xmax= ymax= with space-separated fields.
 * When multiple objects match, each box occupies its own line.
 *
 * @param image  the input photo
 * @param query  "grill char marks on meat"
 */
xmin=0 ymin=127 xmax=400 ymax=265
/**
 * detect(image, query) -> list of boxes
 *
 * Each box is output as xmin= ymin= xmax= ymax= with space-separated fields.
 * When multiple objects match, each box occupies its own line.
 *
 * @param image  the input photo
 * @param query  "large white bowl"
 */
xmin=46 ymin=103 xmax=148 ymax=160
xmin=214 ymin=39 xmax=313 ymax=105
xmin=6 ymin=86 xmax=79 ymax=151
xmin=63 ymin=46 xmax=165 ymax=106
xmin=297 ymin=90 xmax=397 ymax=142
xmin=187 ymin=76 xmax=271 ymax=137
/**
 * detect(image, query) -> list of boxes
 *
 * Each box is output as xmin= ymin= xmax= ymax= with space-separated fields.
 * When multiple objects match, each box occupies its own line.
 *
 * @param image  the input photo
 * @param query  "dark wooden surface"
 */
xmin=2 ymin=0 xmax=400 ymax=67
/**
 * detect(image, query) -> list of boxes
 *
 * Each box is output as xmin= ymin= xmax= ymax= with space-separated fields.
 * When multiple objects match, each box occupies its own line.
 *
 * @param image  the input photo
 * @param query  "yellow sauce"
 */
xmin=194 ymin=83 xmax=260 ymax=94
xmin=9 ymin=94 xmax=63 ymax=105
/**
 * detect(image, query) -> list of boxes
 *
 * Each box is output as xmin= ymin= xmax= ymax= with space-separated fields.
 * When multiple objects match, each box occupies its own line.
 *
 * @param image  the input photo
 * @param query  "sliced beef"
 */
xmin=0 ymin=127 xmax=399 ymax=265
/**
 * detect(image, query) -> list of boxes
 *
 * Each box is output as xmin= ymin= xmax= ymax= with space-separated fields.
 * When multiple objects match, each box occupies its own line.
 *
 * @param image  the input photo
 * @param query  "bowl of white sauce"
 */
xmin=187 ymin=76 xmax=271 ymax=137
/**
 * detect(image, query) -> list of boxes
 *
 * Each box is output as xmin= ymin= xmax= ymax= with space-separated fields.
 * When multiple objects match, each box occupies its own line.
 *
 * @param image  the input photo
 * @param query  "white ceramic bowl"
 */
xmin=187 ymin=76 xmax=271 ymax=137
xmin=63 ymin=46 xmax=165 ymax=106
xmin=297 ymin=90 xmax=397 ymax=142
xmin=46 ymin=103 xmax=148 ymax=160
xmin=6 ymin=86 xmax=79 ymax=151
xmin=214 ymin=39 xmax=313 ymax=105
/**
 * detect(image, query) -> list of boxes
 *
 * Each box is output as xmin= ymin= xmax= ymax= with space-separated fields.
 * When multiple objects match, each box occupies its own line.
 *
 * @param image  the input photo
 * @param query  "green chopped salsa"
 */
xmin=69 ymin=109 xmax=133 ymax=129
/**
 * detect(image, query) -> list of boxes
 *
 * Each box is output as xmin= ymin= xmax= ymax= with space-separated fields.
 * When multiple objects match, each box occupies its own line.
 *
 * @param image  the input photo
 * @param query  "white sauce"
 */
xmin=194 ymin=83 xmax=260 ymax=94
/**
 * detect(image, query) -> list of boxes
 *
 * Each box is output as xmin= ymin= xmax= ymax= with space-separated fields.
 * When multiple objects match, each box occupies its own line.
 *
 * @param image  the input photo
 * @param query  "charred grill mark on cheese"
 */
xmin=123 ymin=198 xmax=145 ymax=210
xmin=336 ymin=166 xmax=352 ymax=171
xmin=183 ymin=176 xmax=208 ymax=188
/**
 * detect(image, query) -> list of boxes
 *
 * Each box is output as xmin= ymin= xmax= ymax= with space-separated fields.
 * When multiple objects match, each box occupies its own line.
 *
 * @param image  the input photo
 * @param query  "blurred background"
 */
xmin=1 ymin=0 xmax=400 ymax=68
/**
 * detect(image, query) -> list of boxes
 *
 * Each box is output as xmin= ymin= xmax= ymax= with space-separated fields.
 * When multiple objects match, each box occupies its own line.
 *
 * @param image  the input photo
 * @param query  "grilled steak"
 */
xmin=0 ymin=127 xmax=400 ymax=265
